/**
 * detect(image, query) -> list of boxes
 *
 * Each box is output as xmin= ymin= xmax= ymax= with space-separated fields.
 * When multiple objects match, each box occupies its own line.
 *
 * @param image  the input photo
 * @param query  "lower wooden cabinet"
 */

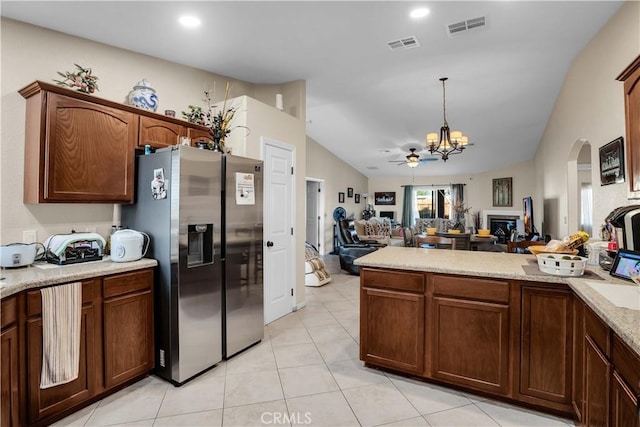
xmin=611 ymin=371 xmax=638 ymax=427
xmin=103 ymin=270 xmax=154 ymax=389
xmin=25 ymin=279 xmax=100 ymax=424
xmin=359 ymin=268 xmax=640 ymax=425
xmin=0 ymin=267 xmax=155 ymax=427
xmin=432 ymin=296 xmax=509 ymax=394
xmin=361 ymin=287 xmax=425 ymax=374
xmin=519 ymin=285 xmax=572 ymax=408
xmin=1 ymin=297 xmax=20 ymax=427
xmin=584 ymin=335 xmax=611 ymax=427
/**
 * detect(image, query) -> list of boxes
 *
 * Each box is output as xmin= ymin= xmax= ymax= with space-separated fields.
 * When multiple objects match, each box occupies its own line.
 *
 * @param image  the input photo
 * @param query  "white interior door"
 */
xmin=263 ymin=139 xmax=295 ymax=324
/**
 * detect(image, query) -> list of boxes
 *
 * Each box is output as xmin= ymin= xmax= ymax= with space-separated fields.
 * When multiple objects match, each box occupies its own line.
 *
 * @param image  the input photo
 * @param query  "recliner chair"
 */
xmin=335 ymin=219 xmax=385 ymax=275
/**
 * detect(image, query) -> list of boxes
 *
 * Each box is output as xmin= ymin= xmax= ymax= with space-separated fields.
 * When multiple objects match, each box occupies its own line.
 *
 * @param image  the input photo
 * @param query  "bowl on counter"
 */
xmin=426 ymin=227 xmax=437 ymax=235
xmin=537 ymin=253 xmax=587 ymax=277
xmin=447 ymin=229 xmax=461 ymax=234
xmin=477 ymin=229 xmax=491 ymax=236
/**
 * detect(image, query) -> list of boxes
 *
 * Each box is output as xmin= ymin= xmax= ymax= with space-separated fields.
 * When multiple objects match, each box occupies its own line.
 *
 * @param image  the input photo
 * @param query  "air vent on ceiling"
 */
xmin=447 ymin=16 xmax=487 ymax=37
xmin=387 ymin=36 xmax=421 ymax=51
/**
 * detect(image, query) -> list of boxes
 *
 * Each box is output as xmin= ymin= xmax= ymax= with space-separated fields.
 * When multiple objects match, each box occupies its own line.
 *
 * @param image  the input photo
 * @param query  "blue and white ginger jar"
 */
xmin=128 ymin=79 xmax=158 ymax=112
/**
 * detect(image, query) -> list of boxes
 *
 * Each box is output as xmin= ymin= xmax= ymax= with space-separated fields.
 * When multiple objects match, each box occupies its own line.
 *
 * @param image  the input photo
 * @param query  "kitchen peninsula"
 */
xmin=355 ymin=247 xmax=640 ymax=426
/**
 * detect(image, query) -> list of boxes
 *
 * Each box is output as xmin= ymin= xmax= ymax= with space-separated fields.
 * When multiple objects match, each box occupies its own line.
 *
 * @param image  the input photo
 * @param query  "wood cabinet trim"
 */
xmin=1 ymin=296 xmax=18 ymax=329
xmin=612 ymin=334 xmax=640 ymax=396
xmin=616 ymin=54 xmax=640 ymax=81
xmin=361 ymin=268 xmax=425 ymax=293
xmin=103 ymin=269 xmax=153 ymax=299
xmin=585 ymin=306 xmax=611 ymax=358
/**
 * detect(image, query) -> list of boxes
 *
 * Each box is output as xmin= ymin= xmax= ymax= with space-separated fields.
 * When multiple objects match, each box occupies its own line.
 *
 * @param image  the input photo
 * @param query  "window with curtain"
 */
xmin=580 ymin=183 xmax=593 ymax=236
xmin=415 ymin=187 xmax=451 ymax=219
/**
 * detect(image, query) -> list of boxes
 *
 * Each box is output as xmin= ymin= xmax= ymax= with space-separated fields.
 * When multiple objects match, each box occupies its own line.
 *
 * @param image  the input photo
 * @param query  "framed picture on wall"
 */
xmin=599 ymin=137 xmax=625 ymax=186
xmin=492 ymin=177 xmax=512 ymax=207
xmin=355 ymin=194 xmax=360 ymax=203
xmin=347 ymin=187 xmax=354 ymax=198
xmin=338 ymin=192 xmax=345 ymax=203
xmin=374 ymin=192 xmax=396 ymax=205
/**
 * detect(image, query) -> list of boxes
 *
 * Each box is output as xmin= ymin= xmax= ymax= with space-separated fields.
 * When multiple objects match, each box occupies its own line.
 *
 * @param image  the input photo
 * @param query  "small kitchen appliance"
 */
xmin=605 ymin=204 xmax=640 ymax=251
xmin=43 ymin=232 xmax=105 ymax=265
xmin=110 ymin=229 xmax=149 ymax=262
xmin=0 ymin=242 xmax=42 ymax=268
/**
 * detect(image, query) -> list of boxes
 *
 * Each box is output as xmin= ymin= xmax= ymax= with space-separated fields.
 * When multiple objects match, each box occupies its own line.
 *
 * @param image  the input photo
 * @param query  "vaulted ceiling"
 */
xmin=2 ymin=1 xmax=624 ymax=177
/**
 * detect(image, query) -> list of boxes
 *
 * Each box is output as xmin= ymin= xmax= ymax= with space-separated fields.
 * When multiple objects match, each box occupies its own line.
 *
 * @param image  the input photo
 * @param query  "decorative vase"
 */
xmin=128 ymin=79 xmax=158 ymax=112
xmin=211 ymin=137 xmax=224 ymax=153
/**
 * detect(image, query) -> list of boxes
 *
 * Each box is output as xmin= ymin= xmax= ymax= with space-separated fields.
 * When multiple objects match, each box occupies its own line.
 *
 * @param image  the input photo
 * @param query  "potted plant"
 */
xmin=182 ymin=82 xmax=247 ymax=152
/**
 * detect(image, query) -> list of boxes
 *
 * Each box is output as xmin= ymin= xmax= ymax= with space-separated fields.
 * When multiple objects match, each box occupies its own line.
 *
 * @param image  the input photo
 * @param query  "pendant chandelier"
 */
xmin=426 ymin=77 xmax=469 ymax=162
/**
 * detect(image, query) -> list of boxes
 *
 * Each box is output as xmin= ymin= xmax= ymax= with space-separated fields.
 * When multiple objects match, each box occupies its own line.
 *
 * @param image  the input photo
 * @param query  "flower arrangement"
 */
xmin=452 ymin=201 xmax=471 ymax=221
xmin=54 ymin=64 xmax=99 ymax=94
xmin=182 ymin=82 xmax=247 ymax=151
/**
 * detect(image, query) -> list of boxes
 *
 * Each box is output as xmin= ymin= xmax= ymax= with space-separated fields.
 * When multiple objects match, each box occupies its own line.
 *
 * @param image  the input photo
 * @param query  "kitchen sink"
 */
xmin=585 ymin=280 xmax=640 ymax=310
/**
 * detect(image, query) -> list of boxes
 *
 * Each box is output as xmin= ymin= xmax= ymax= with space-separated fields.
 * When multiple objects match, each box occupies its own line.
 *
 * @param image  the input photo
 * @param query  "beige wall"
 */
xmin=1 ymin=18 xmax=308 ymax=305
xmin=305 ymin=137 xmax=368 ymax=252
xmin=534 ymin=1 xmax=639 ymax=239
xmin=367 ymin=159 xmax=537 ymax=232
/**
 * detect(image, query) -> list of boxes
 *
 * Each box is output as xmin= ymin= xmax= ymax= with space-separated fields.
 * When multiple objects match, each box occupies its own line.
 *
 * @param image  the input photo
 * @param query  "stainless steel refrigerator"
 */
xmin=121 ymin=146 xmax=263 ymax=385
xmin=122 ymin=146 xmax=222 ymax=385
xmin=222 ymin=154 xmax=264 ymax=358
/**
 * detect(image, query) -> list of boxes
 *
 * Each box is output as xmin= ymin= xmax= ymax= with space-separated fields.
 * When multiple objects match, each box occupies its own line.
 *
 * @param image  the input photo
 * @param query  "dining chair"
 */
xmin=414 ymin=235 xmax=456 ymax=250
xmin=506 ymin=240 xmax=546 ymax=253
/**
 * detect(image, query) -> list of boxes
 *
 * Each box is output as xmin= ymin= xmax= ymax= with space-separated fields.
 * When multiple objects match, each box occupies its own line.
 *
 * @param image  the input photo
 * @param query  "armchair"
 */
xmin=336 ymin=219 xmax=385 ymax=275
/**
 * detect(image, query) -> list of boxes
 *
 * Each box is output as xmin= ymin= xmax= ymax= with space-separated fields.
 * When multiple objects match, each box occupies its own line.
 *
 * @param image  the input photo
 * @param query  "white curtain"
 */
xmin=580 ymin=184 xmax=593 ymax=236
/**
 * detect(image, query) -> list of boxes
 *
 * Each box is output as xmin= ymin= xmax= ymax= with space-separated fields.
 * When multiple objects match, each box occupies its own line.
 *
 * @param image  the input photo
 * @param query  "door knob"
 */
xmin=266 ymin=241 xmax=274 ymax=247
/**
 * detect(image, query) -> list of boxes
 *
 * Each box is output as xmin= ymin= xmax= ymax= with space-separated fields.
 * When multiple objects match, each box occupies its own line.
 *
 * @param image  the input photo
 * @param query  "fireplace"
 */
xmin=483 ymin=210 xmax=523 ymax=244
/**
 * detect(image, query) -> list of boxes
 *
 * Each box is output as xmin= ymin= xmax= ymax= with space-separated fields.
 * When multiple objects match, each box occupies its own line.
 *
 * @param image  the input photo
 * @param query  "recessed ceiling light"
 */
xmin=410 ymin=8 xmax=430 ymax=19
xmin=179 ymin=16 xmax=201 ymax=28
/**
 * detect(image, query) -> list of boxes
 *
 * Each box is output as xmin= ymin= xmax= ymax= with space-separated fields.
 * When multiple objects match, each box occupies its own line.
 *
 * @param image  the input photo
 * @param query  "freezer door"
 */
xmin=175 ymin=147 xmax=223 ymax=382
xmin=224 ymin=155 xmax=264 ymax=357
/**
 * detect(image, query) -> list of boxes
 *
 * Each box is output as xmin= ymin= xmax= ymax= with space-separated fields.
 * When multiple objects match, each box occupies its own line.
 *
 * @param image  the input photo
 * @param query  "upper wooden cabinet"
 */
xmin=20 ymin=83 xmax=137 ymax=203
xmin=138 ymin=116 xmax=184 ymax=149
xmin=19 ymin=81 xmax=210 ymax=203
xmin=617 ymin=55 xmax=640 ymax=199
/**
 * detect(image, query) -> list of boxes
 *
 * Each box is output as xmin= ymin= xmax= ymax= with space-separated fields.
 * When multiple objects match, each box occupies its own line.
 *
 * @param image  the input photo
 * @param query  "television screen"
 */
xmin=523 ymin=197 xmax=534 ymax=236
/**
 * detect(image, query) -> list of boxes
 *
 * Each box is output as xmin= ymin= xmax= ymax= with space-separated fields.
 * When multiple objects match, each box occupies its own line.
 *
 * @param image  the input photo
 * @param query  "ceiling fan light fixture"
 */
xmin=426 ymin=77 xmax=469 ymax=162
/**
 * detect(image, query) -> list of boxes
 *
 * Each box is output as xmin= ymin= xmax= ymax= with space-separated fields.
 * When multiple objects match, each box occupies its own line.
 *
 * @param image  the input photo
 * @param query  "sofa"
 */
xmin=353 ymin=217 xmax=406 ymax=247
xmin=336 ymin=219 xmax=386 ymax=275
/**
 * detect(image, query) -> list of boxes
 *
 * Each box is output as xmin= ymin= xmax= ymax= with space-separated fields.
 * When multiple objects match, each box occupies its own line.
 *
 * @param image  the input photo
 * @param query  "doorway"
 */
xmin=262 ymin=138 xmax=295 ymax=324
xmin=305 ymin=178 xmax=325 ymax=255
xmin=567 ymin=139 xmax=592 ymax=235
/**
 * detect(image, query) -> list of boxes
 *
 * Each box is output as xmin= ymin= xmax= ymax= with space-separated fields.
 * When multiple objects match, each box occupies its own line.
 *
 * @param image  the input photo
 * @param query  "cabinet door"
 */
xmin=103 ymin=290 xmax=153 ymax=388
xmin=1 ymin=296 xmax=19 ymax=427
xmin=26 ymin=303 xmax=96 ymax=423
xmin=361 ymin=287 xmax=424 ymax=374
xmin=432 ymin=297 xmax=509 ymax=394
xmin=572 ymin=296 xmax=585 ymax=421
xmin=138 ymin=116 xmax=184 ymax=149
xmin=45 ymin=93 xmax=137 ymax=202
xmin=618 ymin=55 xmax=640 ymax=198
xmin=520 ymin=286 xmax=572 ymax=405
xmin=103 ymin=269 xmax=154 ymax=389
xmin=187 ymin=127 xmax=212 ymax=146
xmin=584 ymin=335 xmax=611 ymax=427
xmin=611 ymin=371 xmax=639 ymax=427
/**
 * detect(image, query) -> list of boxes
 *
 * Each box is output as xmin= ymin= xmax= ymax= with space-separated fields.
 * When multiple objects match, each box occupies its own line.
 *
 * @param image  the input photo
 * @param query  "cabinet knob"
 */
xmin=266 ymin=241 xmax=274 ymax=248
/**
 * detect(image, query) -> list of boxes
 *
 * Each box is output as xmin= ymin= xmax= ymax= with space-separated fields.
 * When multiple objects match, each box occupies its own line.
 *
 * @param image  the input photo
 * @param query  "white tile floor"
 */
xmin=54 ymin=261 xmax=577 ymax=426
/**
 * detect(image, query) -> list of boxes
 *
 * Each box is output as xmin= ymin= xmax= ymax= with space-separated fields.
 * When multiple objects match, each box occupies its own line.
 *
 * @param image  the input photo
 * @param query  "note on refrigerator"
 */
xmin=235 ymin=172 xmax=255 ymax=205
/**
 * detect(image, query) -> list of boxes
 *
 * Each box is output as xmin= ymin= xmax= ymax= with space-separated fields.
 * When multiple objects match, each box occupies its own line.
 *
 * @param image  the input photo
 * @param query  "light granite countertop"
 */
xmin=0 ymin=257 xmax=158 ymax=299
xmin=355 ymin=246 xmax=640 ymax=355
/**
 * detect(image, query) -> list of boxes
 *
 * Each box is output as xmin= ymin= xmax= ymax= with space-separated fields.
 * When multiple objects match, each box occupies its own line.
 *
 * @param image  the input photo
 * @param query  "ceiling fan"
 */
xmin=389 ymin=148 xmax=438 ymax=167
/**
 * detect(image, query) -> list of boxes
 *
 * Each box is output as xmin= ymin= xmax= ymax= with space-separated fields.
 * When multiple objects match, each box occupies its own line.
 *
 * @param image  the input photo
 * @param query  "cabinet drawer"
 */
xmin=585 ymin=306 xmax=610 ymax=358
xmin=1 ymin=296 xmax=17 ymax=328
xmin=27 ymin=279 xmax=99 ymax=316
xmin=612 ymin=334 xmax=640 ymax=395
xmin=361 ymin=268 xmax=425 ymax=293
xmin=103 ymin=269 xmax=153 ymax=299
xmin=433 ymin=275 xmax=509 ymax=304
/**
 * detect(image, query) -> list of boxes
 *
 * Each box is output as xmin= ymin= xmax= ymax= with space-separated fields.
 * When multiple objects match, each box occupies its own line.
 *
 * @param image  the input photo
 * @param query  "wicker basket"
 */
xmin=537 ymin=253 xmax=588 ymax=277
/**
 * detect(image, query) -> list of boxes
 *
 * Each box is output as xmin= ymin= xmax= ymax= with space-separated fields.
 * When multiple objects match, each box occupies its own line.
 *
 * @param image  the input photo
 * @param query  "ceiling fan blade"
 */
xmin=420 ymin=157 xmax=438 ymax=163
